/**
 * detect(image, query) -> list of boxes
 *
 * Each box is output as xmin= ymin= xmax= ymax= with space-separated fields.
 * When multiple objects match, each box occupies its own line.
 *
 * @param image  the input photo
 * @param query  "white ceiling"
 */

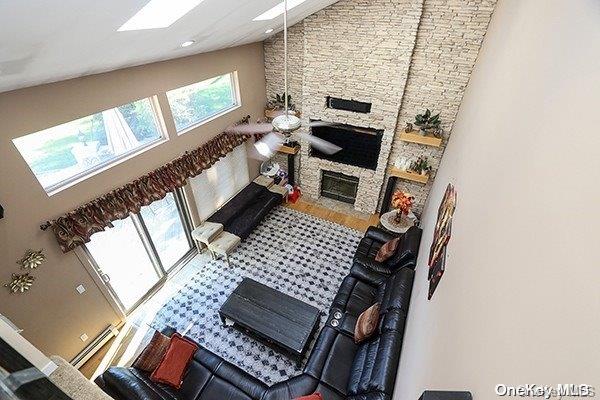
xmin=0 ymin=0 xmax=338 ymax=94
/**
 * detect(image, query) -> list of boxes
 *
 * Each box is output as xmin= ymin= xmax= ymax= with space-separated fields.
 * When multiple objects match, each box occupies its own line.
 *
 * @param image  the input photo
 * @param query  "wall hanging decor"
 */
xmin=17 ymin=249 xmax=46 ymax=270
xmin=428 ymin=183 xmax=457 ymax=300
xmin=4 ymin=273 xmax=35 ymax=294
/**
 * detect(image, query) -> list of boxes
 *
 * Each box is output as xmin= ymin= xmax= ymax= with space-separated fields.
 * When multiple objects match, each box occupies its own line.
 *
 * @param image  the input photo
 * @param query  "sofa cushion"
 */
xmin=355 ymin=236 xmax=384 ymax=261
xmin=347 ymin=331 xmax=403 ymax=398
xmin=225 ymin=190 xmax=281 ymax=239
xmin=330 ymin=276 xmax=384 ymax=318
xmin=304 ymin=326 xmax=358 ymax=396
xmin=207 ymin=182 xmax=265 ymax=226
xmin=349 ymin=262 xmax=389 ymax=286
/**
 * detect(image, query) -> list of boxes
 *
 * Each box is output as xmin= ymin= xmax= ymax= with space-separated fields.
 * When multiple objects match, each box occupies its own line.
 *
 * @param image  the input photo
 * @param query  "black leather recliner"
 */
xmin=95 ymin=225 xmax=422 ymax=400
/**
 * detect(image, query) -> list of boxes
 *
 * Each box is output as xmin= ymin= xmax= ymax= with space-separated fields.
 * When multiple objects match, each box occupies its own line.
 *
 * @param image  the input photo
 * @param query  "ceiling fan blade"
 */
xmin=307 ymin=120 xmax=339 ymax=128
xmin=249 ymin=132 xmax=285 ymax=160
xmin=225 ymin=122 xmax=274 ymax=135
xmin=294 ymin=132 xmax=342 ymax=155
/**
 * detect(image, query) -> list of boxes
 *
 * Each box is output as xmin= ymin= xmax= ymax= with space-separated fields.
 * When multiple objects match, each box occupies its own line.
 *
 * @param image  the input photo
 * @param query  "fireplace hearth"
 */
xmin=320 ymin=170 xmax=359 ymax=204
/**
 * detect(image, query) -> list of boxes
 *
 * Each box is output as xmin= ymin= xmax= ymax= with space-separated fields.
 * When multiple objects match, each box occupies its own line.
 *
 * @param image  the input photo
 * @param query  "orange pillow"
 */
xmin=375 ymin=237 xmax=401 ymax=262
xmin=354 ymin=303 xmax=381 ymax=343
xmin=294 ymin=394 xmax=323 ymax=400
xmin=150 ymin=333 xmax=198 ymax=389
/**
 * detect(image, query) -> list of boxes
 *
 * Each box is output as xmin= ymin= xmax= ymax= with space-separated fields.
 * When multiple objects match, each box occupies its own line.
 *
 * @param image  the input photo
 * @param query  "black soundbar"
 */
xmin=325 ymin=96 xmax=372 ymax=113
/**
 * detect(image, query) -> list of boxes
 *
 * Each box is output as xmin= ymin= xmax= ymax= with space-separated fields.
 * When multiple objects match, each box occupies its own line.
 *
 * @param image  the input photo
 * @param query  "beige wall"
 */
xmin=0 ymin=43 xmax=266 ymax=360
xmin=394 ymin=0 xmax=600 ymax=398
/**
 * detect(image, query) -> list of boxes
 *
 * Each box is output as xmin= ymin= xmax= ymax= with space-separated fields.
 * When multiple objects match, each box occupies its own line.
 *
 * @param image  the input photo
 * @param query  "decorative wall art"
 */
xmin=17 ymin=249 xmax=46 ymax=270
xmin=428 ymin=183 xmax=457 ymax=300
xmin=4 ymin=273 xmax=35 ymax=294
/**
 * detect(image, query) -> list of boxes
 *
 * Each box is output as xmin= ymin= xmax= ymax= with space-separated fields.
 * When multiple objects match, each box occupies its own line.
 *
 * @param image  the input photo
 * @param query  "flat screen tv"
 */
xmin=310 ymin=122 xmax=383 ymax=170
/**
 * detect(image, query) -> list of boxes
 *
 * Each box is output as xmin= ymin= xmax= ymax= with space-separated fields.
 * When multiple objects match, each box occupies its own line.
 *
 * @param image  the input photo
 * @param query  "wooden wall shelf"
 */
xmin=389 ymin=167 xmax=429 ymax=184
xmin=277 ymin=144 xmax=300 ymax=155
xmin=399 ymin=131 xmax=442 ymax=147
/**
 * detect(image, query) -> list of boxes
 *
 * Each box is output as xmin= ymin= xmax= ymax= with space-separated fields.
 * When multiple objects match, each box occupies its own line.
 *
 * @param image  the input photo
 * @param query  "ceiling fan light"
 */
xmin=272 ymin=114 xmax=301 ymax=133
xmin=255 ymin=141 xmax=273 ymax=157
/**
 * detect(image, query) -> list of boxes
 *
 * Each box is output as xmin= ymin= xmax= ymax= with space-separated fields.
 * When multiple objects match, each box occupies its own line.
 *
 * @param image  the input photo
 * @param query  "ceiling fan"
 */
xmin=225 ymin=0 xmax=342 ymax=159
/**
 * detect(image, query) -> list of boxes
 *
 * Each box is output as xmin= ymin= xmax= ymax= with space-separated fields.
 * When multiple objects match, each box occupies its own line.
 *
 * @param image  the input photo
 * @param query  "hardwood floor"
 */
xmin=78 ymin=197 xmax=378 ymax=379
xmin=285 ymin=198 xmax=379 ymax=232
xmin=79 ymin=339 xmax=115 ymax=379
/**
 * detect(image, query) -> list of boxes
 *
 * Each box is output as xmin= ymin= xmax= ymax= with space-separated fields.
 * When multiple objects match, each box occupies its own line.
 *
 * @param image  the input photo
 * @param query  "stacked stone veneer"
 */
xmin=264 ymin=0 xmax=497 ymax=214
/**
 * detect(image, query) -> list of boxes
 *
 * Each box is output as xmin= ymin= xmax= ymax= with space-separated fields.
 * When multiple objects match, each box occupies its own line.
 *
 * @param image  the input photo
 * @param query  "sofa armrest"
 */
xmin=262 ymin=374 xmax=319 ymax=400
xmin=364 ymin=226 xmax=397 ymax=243
xmin=384 ymin=226 xmax=422 ymax=270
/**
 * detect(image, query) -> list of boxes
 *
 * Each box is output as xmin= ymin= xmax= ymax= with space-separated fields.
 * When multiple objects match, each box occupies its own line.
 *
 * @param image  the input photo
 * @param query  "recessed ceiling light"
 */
xmin=265 ymin=29 xmax=274 ymax=34
xmin=118 ymin=0 xmax=205 ymax=31
xmin=181 ymin=40 xmax=195 ymax=47
xmin=253 ymin=0 xmax=308 ymax=21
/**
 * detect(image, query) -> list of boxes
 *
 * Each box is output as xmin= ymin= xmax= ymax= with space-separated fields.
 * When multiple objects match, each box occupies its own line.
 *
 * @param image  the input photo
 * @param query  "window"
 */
xmin=166 ymin=72 xmax=240 ymax=133
xmin=189 ymin=144 xmax=249 ymax=220
xmin=86 ymin=190 xmax=193 ymax=312
xmin=12 ymin=97 xmax=166 ymax=194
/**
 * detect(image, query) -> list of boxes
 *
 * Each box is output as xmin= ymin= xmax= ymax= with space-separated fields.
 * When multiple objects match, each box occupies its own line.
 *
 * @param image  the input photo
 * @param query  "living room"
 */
xmin=0 ymin=1 xmax=598 ymax=399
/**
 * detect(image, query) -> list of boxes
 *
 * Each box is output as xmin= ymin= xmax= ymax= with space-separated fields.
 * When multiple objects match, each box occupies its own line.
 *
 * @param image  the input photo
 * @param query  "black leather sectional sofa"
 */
xmin=206 ymin=182 xmax=283 ymax=240
xmin=96 ymin=225 xmax=422 ymax=400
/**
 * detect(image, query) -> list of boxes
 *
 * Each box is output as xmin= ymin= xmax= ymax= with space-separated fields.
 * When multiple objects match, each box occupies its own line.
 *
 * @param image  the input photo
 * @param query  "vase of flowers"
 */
xmin=391 ymin=190 xmax=414 ymax=224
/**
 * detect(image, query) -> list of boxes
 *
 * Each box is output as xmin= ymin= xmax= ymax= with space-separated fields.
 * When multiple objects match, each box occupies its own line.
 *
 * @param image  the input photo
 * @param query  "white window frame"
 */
xmin=167 ymin=71 xmax=242 ymax=136
xmin=13 ymin=96 xmax=169 ymax=196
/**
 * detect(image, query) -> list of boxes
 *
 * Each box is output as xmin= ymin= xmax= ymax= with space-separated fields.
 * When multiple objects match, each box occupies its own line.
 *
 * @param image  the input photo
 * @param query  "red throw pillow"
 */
xmin=150 ymin=333 xmax=198 ymax=389
xmin=294 ymin=393 xmax=323 ymax=400
xmin=375 ymin=237 xmax=401 ymax=262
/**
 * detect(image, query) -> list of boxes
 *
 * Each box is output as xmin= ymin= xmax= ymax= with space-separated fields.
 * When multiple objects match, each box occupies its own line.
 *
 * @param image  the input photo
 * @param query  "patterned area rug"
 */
xmin=143 ymin=207 xmax=362 ymax=385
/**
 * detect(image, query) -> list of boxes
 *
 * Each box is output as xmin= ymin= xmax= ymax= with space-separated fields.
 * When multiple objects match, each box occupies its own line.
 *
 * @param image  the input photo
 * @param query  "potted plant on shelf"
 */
xmin=391 ymin=190 xmax=414 ymax=224
xmin=410 ymin=109 xmax=442 ymax=137
xmin=265 ymin=93 xmax=299 ymax=119
xmin=409 ymin=156 xmax=433 ymax=176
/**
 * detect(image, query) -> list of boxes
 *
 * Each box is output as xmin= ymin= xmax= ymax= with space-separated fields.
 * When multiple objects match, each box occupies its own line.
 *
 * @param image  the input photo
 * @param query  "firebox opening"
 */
xmin=320 ymin=170 xmax=359 ymax=204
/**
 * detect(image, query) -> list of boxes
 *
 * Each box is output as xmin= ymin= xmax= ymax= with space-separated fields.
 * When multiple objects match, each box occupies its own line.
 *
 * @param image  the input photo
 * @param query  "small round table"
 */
xmin=379 ymin=210 xmax=416 ymax=234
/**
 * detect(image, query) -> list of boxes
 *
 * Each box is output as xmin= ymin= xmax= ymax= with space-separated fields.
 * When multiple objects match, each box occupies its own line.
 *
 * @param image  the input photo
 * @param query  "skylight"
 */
xmin=253 ymin=0 xmax=308 ymax=21
xmin=118 ymin=0 xmax=205 ymax=31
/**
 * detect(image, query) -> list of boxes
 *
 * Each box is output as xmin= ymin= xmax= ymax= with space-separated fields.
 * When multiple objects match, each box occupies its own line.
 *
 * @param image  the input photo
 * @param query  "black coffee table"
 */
xmin=219 ymin=278 xmax=320 ymax=359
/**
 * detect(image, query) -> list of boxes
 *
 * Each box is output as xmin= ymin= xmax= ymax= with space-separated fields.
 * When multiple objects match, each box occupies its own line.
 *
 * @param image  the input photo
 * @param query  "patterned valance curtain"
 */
xmin=41 ymin=121 xmax=253 ymax=253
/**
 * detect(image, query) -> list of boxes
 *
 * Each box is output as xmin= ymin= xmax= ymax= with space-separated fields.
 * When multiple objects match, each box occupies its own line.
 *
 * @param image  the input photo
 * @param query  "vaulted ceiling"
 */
xmin=0 ymin=0 xmax=338 ymax=93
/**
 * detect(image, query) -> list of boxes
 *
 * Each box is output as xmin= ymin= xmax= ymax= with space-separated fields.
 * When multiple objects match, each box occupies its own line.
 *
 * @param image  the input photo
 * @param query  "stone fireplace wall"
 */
xmin=264 ymin=0 xmax=497 ymax=214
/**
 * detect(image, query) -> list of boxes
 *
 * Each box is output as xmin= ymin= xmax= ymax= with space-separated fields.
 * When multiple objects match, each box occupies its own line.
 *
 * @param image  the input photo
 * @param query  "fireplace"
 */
xmin=320 ymin=171 xmax=359 ymax=204
xmin=310 ymin=122 xmax=383 ymax=170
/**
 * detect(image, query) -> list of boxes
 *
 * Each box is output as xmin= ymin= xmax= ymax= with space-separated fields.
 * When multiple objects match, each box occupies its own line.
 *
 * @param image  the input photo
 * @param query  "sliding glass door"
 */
xmin=85 ymin=190 xmax=193 ymax=312
xmin=140 ymin=193 xmax=191 ymax=271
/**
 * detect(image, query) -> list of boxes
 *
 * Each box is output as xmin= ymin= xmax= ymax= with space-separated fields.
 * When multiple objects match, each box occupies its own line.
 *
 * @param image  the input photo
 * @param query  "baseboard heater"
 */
xmin=70 ymin=325 xmax=119 ymax=369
